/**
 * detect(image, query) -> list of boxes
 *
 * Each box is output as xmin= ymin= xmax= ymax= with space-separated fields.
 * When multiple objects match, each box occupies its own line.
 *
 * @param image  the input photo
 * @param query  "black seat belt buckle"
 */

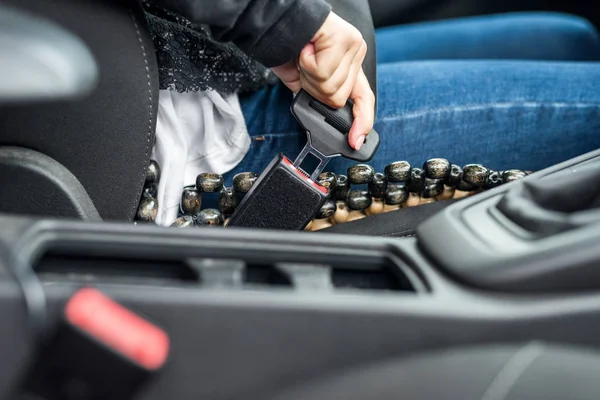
xmin=227 ymin=91 xmax=380 ymax=231
xmin=17 ymin=287 xmax=170 ymax=400
xmin=227 ymin=153 xmax=330 ymax=231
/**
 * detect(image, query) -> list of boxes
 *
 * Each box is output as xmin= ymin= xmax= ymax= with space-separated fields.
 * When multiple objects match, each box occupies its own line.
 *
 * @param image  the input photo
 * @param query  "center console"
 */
xmin=419 ymin=149 xmax=600 ymax=293
xmin=2 ymin=149 xmax=600 ymax=399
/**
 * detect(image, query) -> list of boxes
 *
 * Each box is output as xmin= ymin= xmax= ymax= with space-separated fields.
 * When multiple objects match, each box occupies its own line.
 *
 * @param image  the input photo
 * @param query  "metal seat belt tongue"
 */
xmin=290 ymin=89 xmax=381 ymax=178
xmin=292 ymin=140 xmax=332 ymax=182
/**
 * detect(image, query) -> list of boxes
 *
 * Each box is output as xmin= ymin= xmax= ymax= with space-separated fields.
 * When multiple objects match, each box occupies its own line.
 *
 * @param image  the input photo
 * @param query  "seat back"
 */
xmin=0 ymin=0 xmax=159 ymax=221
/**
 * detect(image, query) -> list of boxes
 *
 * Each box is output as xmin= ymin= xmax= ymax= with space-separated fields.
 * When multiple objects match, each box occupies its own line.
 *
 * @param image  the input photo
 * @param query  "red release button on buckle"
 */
xmin=65 ymin=288 xmax=170 ymax=370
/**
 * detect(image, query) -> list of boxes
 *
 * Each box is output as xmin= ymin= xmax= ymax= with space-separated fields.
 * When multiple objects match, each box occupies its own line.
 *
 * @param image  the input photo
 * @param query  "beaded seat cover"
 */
xmin=135 ymin=158 xmax=530 ymax=231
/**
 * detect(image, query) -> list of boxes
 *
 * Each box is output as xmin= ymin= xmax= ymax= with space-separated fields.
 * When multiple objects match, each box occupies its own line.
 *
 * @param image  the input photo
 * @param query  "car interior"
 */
xmin=2 ymin=0 xmax=600 ymax=399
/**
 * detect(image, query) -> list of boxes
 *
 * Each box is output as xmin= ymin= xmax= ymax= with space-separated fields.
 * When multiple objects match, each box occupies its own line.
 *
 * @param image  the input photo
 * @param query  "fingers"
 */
xmin=348 ymin=70 xmax=375 ymax=150
xmin=299 ymin=41 xmax=362 ymax=107
xmin=271 ymin=59 xmax=302 ymax=93
xmin=327 ymin=40 xmax=367 ymax=107
xmin=298 ymin=37 xmax=340 ymax=82
xmin=298 ymin=12 xmax=366 ymax=109
xmin=299 ymin=30 xmax=362 ymax=84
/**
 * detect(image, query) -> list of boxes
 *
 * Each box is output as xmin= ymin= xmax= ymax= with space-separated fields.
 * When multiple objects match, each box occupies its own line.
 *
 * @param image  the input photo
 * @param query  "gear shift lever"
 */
xmin=496 ymin=162 xmax=600 ymax=237
xmin=0 ymin=3 xmax=98 ymax=104
xmin=417 ymin=151 xmax=600 ymax=293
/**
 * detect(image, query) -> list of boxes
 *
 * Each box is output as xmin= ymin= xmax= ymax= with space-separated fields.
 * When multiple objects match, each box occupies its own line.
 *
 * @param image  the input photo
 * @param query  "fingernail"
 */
xmin=355 ymin=135 xmax=366 ymax=150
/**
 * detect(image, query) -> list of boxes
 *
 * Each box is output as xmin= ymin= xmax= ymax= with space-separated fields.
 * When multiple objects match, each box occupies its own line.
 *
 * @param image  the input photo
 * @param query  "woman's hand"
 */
xmin=271 ymin=12 xmax=375 ymax=151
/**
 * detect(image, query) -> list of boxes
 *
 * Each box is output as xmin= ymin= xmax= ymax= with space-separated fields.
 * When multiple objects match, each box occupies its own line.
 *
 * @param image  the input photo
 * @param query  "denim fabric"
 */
xmin=227 ymin=12 xmax=600 ymax=184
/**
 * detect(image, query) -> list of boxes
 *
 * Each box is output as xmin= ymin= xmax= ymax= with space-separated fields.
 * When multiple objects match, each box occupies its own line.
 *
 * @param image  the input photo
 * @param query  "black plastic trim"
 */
xmin=0 ymin=147 xmax=101 ymax=221
xmin=417 ymin=149 xmax=600 ymax=293
xmin=4 ymin=212 xmax=600 ymax=399
xmin=6 ymin=217 xmax=428 ymax=295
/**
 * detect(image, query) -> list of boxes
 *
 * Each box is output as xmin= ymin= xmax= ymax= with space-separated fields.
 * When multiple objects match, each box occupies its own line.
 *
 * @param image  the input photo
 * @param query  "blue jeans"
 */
xmin=227 ymin=12 xmax=600 ymax=183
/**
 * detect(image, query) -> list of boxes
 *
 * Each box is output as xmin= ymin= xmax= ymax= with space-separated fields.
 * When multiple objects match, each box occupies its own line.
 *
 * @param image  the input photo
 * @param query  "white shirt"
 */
xmin=152 ymin=89 xmax=250 ymax=226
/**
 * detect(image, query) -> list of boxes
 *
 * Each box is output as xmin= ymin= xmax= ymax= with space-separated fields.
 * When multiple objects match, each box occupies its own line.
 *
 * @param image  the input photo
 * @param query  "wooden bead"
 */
xmin=219 ymin=187 xmax=238 ymax=216
xmin=317 ymin=172 xmax=337 ymax=192
xmin=384 ymin=161 xmax=411 ymax=182
xmin=310 ymin=200 xmax=336 ymax=231
xmin=366 ymin=198 xmax=385 ymax=216
xmin=406 ymin=168 xmax=425 ymax=193
xmin=502 ymin=169 xmax=527 ymax=183
xmin=385 ymin=183 xmax=408 ymax=206
xmin=233 ymin=172 xmax=258 ymax=193
xmin=317 ymin=200 xmax=337 ymax=219
xmin=348 ymin=164 xmax=375 ymax=185
xmin=423 ymin=158 xmax=451 ymax=180
xmin=196 ymin=172 xmax=224 ymax=193
xmin=369 ymin=172 xmax=388 ymax=199
xmin=331 ymin=201 xmax=349 ymax=224
xmin=452 ymin=190 xmax=472 ymax=199
xmin=171 ymin=215 xmax=194 ymax=228
xmin=421 ymin=178 xmax=443 ymax=199
xmin=463 ymin=164 xmax=490 ymax=187
xmin=347 ymin=190 xmax=371 ymax=221
xmin=444 ymin=164 xmax=463 ymax=187
xmin=406 ymin=168 xmax=424 ymax=207
xmin=421 ymin=178 xmax=443 ymax=205
xmin=453 ymin=179 xmax=477 ymax=199
xmin=347 ymin=190 xmax=372 ymax=211
xmin=456 ymin=179 xmax=476 ymax=192
xmin=437 ymin=185 xmax=455 ymax=200
xmin=311 ymin=219 xmax=333 ymax=231
xmin=484 ymin=170 xmax=504 ymax=189
xmin=195 ymin=209 xmax=225 ymax=226
xmin=181 ymin=188 xmax=202 ymax=215
xmin=136 ymin=197 xmax=158 ymax=222
xmin=347 ymin=212 xmax=367 ymax=222
xmin=304 ymin=220 xmax=314 ymax=231
xmin=145 ymin=160 xmax=161 ymax=186
xmin=383 ymin=203 xmax=401 ymax=213
xmin=143 ymin=184 xmax=157 ymax=199
xmin=334 ymin=174 xmax=350 ymax=201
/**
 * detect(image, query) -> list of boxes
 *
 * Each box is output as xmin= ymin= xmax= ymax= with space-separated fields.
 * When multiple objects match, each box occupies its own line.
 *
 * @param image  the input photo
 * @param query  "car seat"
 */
xmin=0 ymin=0 xmax=389 ymax=228
xmin=0 ymin=0 xmax=159 ymax=222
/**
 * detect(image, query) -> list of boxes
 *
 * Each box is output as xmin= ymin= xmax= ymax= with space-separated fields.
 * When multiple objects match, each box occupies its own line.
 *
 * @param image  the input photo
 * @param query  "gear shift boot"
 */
xmin=416 ymin=150 xmax=600 ymax=293
xmin=496 ymin=163 xmax=600 ymax=237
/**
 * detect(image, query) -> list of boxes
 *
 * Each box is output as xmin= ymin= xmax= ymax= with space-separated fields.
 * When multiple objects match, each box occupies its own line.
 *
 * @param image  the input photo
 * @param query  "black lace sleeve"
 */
xmin=142 ymin=2 xmax=279 ymax=94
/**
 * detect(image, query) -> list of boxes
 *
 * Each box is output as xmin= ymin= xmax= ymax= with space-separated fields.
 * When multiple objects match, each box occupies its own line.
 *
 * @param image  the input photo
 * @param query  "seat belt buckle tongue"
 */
xmin=290 ymin=90 xmax=381 ymax=181
xmin=18 ymin=287 xmax=170 ymax=400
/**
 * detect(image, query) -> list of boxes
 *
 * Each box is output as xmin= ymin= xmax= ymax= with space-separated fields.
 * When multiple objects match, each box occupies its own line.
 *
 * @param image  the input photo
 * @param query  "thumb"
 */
xmin=348 ymin=70 xmax=375 ymax=150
